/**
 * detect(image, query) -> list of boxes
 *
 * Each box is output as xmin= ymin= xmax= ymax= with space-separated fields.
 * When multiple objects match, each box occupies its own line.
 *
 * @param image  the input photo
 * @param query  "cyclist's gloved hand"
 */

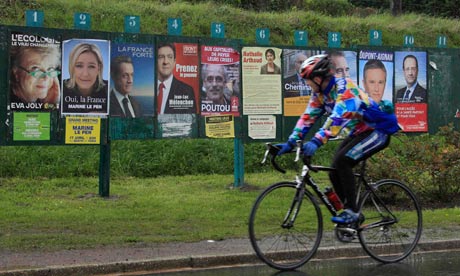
xmin=277 ymin=138 xmax=297 ymax=155
xmin=302 ymin=137 xmax=322 ymax=157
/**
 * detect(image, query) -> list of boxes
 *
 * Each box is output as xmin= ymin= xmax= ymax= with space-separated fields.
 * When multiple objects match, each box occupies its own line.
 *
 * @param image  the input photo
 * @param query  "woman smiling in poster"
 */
xmin=62 ymin=40 xmax=109 ymax=115
xmin=9 ymin=33 xmax=61 ymax=110
xmin=260 ymin=48 xmax=281 ymax=75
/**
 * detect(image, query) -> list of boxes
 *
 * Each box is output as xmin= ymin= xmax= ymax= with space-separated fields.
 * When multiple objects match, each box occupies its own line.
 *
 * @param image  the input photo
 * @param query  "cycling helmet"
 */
xmin=299 ymin=54 xmax=333 ymax=80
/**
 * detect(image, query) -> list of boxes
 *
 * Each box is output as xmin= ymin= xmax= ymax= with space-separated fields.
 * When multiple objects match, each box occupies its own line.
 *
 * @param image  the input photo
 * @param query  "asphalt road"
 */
xmin=1 ymin=227 xmax=460 ymax=276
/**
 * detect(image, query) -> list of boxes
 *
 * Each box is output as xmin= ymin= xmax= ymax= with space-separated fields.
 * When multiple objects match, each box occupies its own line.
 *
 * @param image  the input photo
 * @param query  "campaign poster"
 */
xmin=242 ymin=47 xmax=282 ymax=115
xmin=205 ymin=115 xmax=235 ymax=138
xmin=358 ymin=50 xmax=394 ymax=103
xmin=156 ymin=42 xmax=199 ymax=138
xmin=65 ymin=116 xmax=101 ymax=144
xmin=13 ymin=112 xmax=50 ymax=141
xmin=325 ymin=50 xmax=358 ymax=84
xmin=394 ymin=51 xmax=428 ymax=132
xmin=61 ymin=39 xmax=110 ymax=116
xmin=157 ymin=42 xmax=199 ymax=115
xmin=110 ymin=43 xmax=155 ymax=117
xmin=9 ymin=31 xmax=61 ymax=111
xmin=248 ymin=115 xmax=276 ymax=139
xmin=200 ymin=45 xmax=240 ymax=116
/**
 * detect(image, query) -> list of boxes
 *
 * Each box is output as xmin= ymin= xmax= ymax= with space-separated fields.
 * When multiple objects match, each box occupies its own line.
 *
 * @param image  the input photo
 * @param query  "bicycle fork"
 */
xmin=281 ymin=178 xmax=305 ymax=229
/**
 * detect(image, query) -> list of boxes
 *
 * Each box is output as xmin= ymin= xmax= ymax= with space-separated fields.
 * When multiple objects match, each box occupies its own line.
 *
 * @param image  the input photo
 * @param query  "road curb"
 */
xmin=1 ymin=239 xmax=460 ymax=276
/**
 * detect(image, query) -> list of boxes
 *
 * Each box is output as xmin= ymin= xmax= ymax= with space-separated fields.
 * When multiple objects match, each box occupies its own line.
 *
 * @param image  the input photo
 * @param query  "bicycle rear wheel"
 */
xmin=248 ymin=181 xmax=323 ymax=270
xmin=358 ymin=179 xmax=422 ymax=263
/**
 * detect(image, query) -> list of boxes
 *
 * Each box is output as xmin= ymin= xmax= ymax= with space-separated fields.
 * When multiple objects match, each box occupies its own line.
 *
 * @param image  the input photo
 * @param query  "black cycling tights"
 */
xmin=328 ymin=130 xmax=390 ymax=213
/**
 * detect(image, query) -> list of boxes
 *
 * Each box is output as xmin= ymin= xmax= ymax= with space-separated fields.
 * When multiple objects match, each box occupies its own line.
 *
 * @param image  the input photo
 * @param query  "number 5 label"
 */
xmin=211 ymin=22 xmax=225 ymax=38
xmin=124 ymin=16 xmax=140 ymax=33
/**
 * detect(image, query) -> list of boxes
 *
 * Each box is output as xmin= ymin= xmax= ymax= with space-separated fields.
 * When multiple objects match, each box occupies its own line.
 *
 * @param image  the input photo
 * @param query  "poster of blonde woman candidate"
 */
xmin=9 ymin=31 xmax=61 ymax=111
xmin=61 ymin=39 xmax=110 ymax=115
xmin=200 ymin=45 xmax=240 ymax=116
xmin=242 ymin=47 xmax=282 ymax=115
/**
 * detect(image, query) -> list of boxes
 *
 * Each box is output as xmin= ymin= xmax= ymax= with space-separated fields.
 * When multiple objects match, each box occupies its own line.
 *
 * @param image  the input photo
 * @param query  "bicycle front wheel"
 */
xmin=358 ymin=179 xmax=423 ymax=263
xmin=248 ymin=181 xmax=323 ymax=270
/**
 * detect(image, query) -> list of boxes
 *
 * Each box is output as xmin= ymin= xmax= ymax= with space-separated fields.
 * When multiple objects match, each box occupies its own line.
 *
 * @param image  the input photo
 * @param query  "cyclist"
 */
xmin=277 ymin=54 xmax=399 ymax=225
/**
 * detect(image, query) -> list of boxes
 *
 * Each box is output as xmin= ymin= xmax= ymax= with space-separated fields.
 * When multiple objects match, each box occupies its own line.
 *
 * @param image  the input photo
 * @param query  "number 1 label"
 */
xmin=25 ymin=10 xmax=44 ymax=27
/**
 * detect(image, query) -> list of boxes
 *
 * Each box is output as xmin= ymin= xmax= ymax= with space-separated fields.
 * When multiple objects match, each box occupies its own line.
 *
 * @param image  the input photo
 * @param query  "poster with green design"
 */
xmin=13 ymin=112 xmax=50 ymax=141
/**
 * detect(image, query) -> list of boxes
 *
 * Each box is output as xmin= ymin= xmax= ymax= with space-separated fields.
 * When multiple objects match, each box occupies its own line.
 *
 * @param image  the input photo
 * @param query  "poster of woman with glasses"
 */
xmin=9 ymin=31 xmax=61 ymax=111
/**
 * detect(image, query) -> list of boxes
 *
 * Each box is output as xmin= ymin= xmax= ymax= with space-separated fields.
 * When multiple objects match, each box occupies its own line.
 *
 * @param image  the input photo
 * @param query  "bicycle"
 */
xmin=248 ymin=141 xmax=423 ymax=271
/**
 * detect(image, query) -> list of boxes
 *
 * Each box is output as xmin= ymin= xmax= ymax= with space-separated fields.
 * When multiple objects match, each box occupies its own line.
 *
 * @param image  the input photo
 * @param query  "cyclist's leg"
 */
xmin=330 ymin=130 xmax=391 ymax=222
xmin=328 ymin=136 xmax=353 ymax=205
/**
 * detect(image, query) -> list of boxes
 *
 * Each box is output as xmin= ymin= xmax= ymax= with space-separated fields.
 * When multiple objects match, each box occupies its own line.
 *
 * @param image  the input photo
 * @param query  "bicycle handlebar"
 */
xmin=261 ymin=141 xmax=320 ymax=174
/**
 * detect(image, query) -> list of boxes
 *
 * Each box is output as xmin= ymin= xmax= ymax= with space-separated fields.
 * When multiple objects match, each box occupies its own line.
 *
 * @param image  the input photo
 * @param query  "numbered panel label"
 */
xmin=211 ymin=22 xmax=225 ymax=38
xmin=25 ymin=10 xmax=44 ymax=27
xmin=369 ymin=29 xmax=382 ymax=46
xmin=328 ymin=32 xmax=341 ymax=48
xmin=74 ymin=13 xmax=91 ymax=30
xmin=124 ymin=16 xmax=140 ymax=33
xmin=168 ymin=18 xmax=182 ymax=36
xmin=437 ymin=35 xmax=447 ymax=48
xmin=403 ymin=35 xmax=415 ymax=47
xmin=256 ymin=28 xmax=270 ymax=45
xmin=294 ymin=30 xmax=308 ymax=47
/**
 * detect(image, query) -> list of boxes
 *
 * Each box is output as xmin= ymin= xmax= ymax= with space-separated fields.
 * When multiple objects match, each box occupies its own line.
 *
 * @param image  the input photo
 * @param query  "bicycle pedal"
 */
xmin=336 ymin=226 xmax=357 ymax=235
xmin=334 ymin=226 xmax=358 ymax=243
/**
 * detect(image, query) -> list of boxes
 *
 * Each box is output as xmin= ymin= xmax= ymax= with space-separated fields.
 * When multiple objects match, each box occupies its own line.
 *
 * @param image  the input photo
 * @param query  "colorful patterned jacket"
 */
xmin=288 ymin=77 xmax=376 ymax=145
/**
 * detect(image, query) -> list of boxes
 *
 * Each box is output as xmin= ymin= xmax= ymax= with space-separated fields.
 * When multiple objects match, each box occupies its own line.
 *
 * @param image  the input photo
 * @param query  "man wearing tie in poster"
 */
xmin=157 ymin=43 xmax=196 ymax=114
xmin=396 ymin=55 xmax=426 ymax=103
xmin=283 ymin=53 xmax=310 ymax=97
xmin=110 ymin=56 xmax=143 ymax=118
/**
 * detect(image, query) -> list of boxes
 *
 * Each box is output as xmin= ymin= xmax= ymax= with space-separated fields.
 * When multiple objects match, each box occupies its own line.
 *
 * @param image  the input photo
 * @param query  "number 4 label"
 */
xmin=168 ymin=18 xmax=182 ymax=36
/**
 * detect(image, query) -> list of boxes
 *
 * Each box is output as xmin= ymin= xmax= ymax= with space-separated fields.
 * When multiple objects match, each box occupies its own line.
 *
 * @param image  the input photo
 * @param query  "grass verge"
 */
xmin=1 ymin=173 xmax=460 ymax=252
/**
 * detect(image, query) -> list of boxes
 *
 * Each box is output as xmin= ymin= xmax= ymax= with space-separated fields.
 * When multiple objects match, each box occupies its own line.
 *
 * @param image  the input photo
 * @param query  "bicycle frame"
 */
xmin=252 ymin=142 xmax=422 ymax=269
